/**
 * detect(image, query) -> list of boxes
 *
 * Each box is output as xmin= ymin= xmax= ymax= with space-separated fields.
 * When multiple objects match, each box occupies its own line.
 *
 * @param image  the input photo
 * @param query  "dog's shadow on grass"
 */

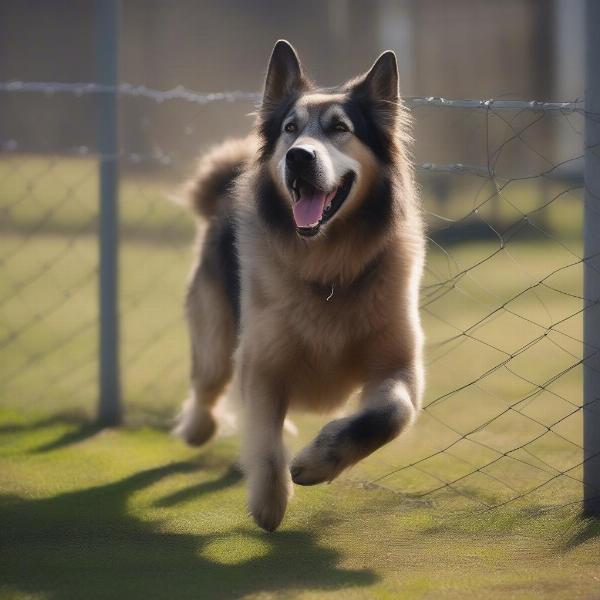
xmin=154 ymin=464 xmax=243 ymax=508
xmin=0 ymin=460 xmax=377 ymax=600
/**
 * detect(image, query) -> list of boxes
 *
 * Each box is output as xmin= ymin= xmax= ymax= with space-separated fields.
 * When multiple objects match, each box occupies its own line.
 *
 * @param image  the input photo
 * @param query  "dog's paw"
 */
xmin=173 ymin=399 xmax=217 ymax=447
xmin=290 ymin=419 xmax=349 ymax=486
xmin=248 ymin=461 xmax=292 ymax=532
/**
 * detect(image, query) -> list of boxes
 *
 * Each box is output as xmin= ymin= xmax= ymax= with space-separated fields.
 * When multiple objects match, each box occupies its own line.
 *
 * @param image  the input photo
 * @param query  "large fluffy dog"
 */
xmin=175 ymin=40 xmax=425 ymax=532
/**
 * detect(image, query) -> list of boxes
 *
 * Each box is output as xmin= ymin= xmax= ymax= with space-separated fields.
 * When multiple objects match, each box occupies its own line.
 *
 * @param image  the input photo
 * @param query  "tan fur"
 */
xmin=173 ymin=267 xmax=235 ymax=445
xmin=175 ymin=42 xmax=425 ymax=532
xmin=184 ymin=137 xmax=256 ymax=218
xmin=234 ymin=157 xmax=424 ymax=409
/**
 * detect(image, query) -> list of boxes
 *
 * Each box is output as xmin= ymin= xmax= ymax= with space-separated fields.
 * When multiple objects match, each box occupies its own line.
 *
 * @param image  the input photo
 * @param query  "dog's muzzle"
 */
xmin=286 ymin=145 xmax=317 ymax=172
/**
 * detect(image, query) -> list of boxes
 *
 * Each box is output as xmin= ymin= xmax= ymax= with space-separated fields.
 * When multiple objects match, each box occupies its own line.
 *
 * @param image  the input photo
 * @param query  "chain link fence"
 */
xmin=1 ymin=58 xmax=599 ymax=513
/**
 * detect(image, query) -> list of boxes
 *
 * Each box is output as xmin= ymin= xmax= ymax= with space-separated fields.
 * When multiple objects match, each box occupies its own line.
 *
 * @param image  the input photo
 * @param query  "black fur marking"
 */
xmin=343 ymin=94 xmax=395 ymax=164
xmin=353 ymin=175 xmax=394 ymax=238
xmin=258 ymin=93 xmax=302 ymax=162
xmin=211 ymin=163 xmax=244 ymax=199
xmin=256 ymin=171 xmax=296 ymax=236
xmin=325 ymin=448 xmax=343 ymax=468
xmin=203 ymin=216 xmax=241 ymax=324
xmin=342 ymin=405 xmax=401 ymax=451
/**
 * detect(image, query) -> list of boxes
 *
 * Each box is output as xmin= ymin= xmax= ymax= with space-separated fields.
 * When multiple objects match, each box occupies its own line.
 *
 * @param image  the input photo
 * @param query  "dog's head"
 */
xmin=256 ymin=40 xmax=406 ymax=239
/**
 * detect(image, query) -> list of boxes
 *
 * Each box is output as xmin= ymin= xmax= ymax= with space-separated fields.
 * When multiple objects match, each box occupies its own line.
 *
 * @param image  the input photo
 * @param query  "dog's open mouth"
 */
xmin=289 ymin=172 xmax=355 ymax=237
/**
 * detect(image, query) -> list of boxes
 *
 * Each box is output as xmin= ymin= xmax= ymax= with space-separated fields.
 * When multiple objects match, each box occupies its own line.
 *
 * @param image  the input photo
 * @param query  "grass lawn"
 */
xmin=1 ymin=156 xmax=599 ymax=599
xmin=1 ymin=414 xmax=599 ymax=599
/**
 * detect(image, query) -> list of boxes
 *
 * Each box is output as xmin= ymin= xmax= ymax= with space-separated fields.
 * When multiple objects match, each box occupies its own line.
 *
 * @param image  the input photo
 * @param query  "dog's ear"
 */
xmin=262 ymin=40 xmax=305 ymax=109
xmin=345 ymin=51 xmax=404 ymax=163
xmin=348 ymin=51 xmax=399 ymax=118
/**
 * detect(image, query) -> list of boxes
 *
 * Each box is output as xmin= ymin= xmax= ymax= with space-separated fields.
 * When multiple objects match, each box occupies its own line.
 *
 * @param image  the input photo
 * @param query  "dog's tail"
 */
xmin=184 ymin=137 xmax=256 ymax=219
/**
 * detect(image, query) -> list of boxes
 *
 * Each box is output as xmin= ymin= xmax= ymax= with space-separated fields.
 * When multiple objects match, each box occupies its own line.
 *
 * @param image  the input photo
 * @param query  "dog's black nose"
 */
xmin=286 ymin=146 xmax=316 ymax=167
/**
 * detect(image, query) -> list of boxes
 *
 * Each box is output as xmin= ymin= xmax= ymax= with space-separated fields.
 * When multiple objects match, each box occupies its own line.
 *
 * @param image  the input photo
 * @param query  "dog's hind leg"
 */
xmin=174 ymin=265 xmax=236 ymax=447
xmin=290 ymin=365 xmax=422 ymax=486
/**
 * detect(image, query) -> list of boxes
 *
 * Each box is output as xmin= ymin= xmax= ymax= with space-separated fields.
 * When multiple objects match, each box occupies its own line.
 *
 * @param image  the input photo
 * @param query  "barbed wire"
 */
xmin=0 ymin=81 xmax=590 ymax=513
xmin=0 ymin=81 xmax=585 ymax=112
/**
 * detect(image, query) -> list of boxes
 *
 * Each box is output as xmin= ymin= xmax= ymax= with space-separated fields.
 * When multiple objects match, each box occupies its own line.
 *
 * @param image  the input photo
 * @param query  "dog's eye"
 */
xmin=284 ymin=122 xmax=297 ymax=134
xmin=332 ymin=122 xmax=350 ymax=133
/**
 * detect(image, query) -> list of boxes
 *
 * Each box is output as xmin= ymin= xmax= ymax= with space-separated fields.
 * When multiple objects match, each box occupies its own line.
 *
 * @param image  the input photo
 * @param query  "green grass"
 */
xmin=1 ymin=413 xmax=599 ymax=599
xmin=1 ymin=156 xmax=599 ymax=599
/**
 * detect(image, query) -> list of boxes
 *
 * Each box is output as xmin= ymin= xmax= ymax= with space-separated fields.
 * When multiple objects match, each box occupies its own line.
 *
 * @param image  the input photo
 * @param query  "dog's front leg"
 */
xmin=240 ymin=365 xmax=291 ymax=532
xmin=290 ymin=368 xmax=420 ymax=486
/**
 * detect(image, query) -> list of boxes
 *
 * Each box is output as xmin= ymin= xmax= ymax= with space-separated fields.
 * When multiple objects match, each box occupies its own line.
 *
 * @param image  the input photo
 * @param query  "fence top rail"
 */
xmin=0 ymin=81 xmax=585 ymax=113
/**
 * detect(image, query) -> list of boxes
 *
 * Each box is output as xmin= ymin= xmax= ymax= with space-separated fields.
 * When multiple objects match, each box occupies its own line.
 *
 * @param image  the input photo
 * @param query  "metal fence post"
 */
xmin=95 ymin=0 xmax=121 ymax=425
xmin=584 ymin=0 xmax=600 ymax=515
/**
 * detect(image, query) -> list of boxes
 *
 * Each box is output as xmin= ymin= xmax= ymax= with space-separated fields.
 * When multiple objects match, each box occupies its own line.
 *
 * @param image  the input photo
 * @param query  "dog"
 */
xmin=174 ymin=40 xmax=425 ymax=532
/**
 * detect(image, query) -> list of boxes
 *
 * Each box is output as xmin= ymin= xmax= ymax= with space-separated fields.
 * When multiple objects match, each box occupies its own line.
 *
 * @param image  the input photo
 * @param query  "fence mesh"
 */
xmin=0 ymin=82 xmax=592 ymax=514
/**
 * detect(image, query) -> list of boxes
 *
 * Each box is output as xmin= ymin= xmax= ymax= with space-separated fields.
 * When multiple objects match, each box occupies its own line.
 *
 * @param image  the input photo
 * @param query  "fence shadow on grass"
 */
xmin=0 ymin=411 xmax=171 ymax=454
xmin=0 ymin=461 xmax=377 ymax=600
xmin=563 ymin=516 xmax=600 ymax=550
xmin=31 ymin=421 xmax=105 ymax=453
xmin=0 ymin=410 xmax=88 ymax=435
xmin=0 ymin=412 xmax=105 ymax=454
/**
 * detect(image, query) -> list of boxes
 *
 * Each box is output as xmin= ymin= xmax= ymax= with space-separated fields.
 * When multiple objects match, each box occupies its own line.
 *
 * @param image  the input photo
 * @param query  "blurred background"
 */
xmin=0 ymin=0 xmax=585 ymax=167
xmin=0 ymin=0 xmax=588 ymax=508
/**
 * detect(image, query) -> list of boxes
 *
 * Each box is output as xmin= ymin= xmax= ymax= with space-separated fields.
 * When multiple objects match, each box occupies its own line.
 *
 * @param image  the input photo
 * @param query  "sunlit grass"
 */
xmin=0 ymin=156 xmax=596 ymax=599
xmin=0 ymin=415 xmax=598 ymax=599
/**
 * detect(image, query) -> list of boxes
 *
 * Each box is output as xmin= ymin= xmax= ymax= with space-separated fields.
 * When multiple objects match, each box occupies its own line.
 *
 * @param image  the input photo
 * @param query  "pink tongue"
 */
xmin=292 ymin=190 xmax=327 ymax=228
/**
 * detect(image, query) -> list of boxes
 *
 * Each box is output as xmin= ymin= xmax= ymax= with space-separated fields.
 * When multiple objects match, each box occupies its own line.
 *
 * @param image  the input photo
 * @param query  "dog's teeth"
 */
xmin=291 ymin=180 xmax=299 ymax=202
